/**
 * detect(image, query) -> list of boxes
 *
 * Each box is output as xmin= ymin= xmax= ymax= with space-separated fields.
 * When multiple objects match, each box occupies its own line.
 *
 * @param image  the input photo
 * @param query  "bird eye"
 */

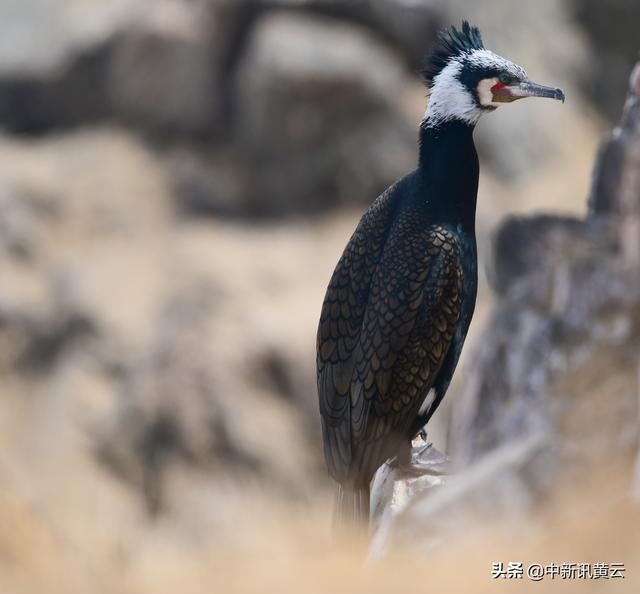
xmin=499 ymin=73 xmax=511 ymax=85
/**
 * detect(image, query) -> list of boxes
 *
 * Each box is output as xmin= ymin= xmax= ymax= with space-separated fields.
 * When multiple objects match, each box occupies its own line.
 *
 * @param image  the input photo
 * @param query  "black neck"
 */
xmin=416 ymin=119 xmax=479 ymax=233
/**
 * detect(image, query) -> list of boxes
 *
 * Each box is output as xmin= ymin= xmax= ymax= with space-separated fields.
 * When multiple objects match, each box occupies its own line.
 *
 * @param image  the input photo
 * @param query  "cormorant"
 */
xmin=317 ymin=21 xmax=564 ymax=527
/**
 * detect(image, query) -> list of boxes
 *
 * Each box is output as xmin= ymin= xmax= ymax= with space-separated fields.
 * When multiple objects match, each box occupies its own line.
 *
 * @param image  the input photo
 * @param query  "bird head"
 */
xmin=422 ymin=21 xmax=565 ymax=128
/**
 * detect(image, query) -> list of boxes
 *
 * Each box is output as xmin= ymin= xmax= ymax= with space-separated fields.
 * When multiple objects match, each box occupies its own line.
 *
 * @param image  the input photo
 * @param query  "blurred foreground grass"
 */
xmin=1 ymin=468 xmax=638 ymax=594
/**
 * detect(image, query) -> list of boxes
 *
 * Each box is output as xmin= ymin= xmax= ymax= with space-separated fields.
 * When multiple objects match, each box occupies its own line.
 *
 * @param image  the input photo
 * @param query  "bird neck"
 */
xmin=417 ymin=119 xmax=479 ymax=233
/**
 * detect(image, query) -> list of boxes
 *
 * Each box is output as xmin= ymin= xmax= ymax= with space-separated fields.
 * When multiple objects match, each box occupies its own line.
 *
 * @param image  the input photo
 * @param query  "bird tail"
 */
xmin=334 ymin=483 xmax=370 ymax=531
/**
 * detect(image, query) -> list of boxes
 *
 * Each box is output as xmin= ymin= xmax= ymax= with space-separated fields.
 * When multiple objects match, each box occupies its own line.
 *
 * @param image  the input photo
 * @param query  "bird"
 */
xmin=316 ymin=21 xmax=564 ymax=528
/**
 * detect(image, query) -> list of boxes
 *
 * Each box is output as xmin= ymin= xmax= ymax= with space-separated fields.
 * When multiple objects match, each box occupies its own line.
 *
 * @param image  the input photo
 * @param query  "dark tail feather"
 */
xmin=334 ymin=483 xmax=370 ymax=531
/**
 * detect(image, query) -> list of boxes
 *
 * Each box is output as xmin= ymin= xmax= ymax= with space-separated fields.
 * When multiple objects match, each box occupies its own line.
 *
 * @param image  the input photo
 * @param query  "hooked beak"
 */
xmin=492 ymin=80 xmax=565 ymax=104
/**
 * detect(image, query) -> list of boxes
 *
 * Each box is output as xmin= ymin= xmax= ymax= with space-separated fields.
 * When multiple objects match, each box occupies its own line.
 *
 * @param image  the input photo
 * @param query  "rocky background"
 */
xmin=0 ymin=1 xmax=638 ymax=593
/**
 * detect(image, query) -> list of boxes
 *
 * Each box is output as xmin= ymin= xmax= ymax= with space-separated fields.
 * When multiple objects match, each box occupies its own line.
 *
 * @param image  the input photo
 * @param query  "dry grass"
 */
xmin=0 ymin=469 xmax=638 ymax=594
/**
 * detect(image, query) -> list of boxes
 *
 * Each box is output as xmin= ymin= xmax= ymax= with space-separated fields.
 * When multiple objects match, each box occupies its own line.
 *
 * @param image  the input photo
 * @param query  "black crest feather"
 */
xmin=422 ymin=21 xmax=484 ymax=87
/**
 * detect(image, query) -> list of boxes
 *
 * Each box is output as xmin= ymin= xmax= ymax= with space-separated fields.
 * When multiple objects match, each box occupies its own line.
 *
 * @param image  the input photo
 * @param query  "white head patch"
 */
xmin=423 ymin=49 xmax=527 ymax=128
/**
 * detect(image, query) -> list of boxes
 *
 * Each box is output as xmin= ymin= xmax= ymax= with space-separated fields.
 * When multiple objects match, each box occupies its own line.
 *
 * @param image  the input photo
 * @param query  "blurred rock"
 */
xmin=489 ymin=214 xmax=584 ymax=296
xmin=450 ymin=220 xmax=633 ymax=462
xmin=572 ymin=0 xmax=640 ymax=121
xmin=590 ymin=63 xmax=640 ymax=216
xmin=376 ymin=433 xmax=547 ymax=551
xmin=0 ymin=0 xmax=431 ymax=141
xmin=169 ymin=148 xmax=246 ymax=218
xmin=370 ymin=440 xmax=450 ymax=553
xmin=0 ymin=0 xmax=143 ymax=76
xmin=108 ymin=3 xmax=219 ymax=138
xmin=0 ymin=127 xmax=338 ymax=514
xmin=227 ymin=12 xmax=416 ymax=216
xmin=0 ymin=44 xmax=112 ymax=134
xmin=259 ymin=0 xmax=442 ymax=69
xmin=0 ymin=1 xmax=252 ymax=137
xmin=0 ymin=0 xmax=603 ymax=220
xmin=590 ymin=61 xmax=640 ymax=285
xmin=0 ymin=1 xmax=431 ymax=217
xmin=0 ymin=0 xmax=145 ymax=133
